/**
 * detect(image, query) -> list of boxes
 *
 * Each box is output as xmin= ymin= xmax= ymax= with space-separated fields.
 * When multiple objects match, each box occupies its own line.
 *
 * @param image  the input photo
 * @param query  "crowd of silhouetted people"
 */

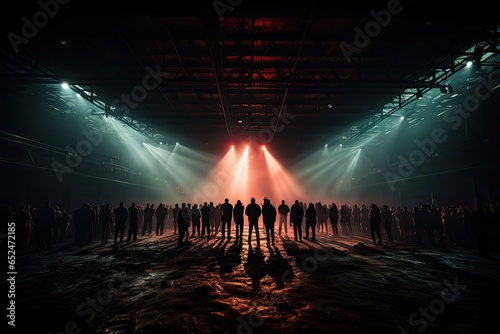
xmin=1 ymin=197 xmax=499 ymax=257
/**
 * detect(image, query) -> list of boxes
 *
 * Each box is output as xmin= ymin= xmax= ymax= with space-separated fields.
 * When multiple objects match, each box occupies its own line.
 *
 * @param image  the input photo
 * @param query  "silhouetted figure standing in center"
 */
xmin=233 ymin=200 xmax=244 ymax=240
xmin=127 ymin=203 xmax=139 ymax=242
xmin=369 ymin=204 xmax=383 ymax=245
xmin=114 ymin=201 xmax=128 ymax=243
xmin=278 ymin=200 xmax=290 ymax=237
xmin=262 ymin=198 xmax=277 ymax=246
xmin=290 ymin=200 xmax=304 ymax=241
xmin=305 ymin=202 xmax=317 ymax=240
xmin=220 ymin=198 xmax=233 ymax=240
xmin=245 ymin=197 xmax=261 ymax=248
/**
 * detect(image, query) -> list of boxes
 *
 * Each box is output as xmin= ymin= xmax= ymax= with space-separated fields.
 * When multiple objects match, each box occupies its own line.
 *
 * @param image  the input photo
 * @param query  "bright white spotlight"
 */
xmin=61 ymin=82 xmax=69 ymax=89
xmin=400 ymin=116 xmax=404 ymax=120
xmin=76 ymin=93 xmax=81 ymax=98
xmin=159 ymin=142 xmax=163 ymax=145
xmin=325 ymin=144 xmax=328 ymax=147
xmin=339 ymin=144 xmax=342 ymax=147
xmin=176 ymin=142 xmax=179 ymax=145
xmin=466 ymin=61 xmax=473 ymax=67
xmin=262 ymin=145 xmax=266 ymax=150
xmin=359 ymin=148 xmax=362 ymax=151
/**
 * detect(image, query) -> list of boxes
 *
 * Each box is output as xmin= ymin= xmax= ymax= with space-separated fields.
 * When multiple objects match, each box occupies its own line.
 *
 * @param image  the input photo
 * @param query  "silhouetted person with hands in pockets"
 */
xmin=233 ymin=200 xmax=244 ymax=241
xmin=278 ymin=200 xmax=290 ymax=237
xmin=245 ymin=197 xmax=261 ymax=248
xmin=290 ymin=200 xmax=304 ymax=242
xmin=262 ymin=198 xmax=277 ymax=246
xmin=305 ymin=202 xmax=317 ymax=240
xmin=220 ymin=198 xmax=233 ymax=240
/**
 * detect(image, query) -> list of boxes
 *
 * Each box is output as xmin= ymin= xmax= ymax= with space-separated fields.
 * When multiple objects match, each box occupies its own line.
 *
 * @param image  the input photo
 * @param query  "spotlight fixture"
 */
xmin=439 ymin=84 xmax=453 ymax=95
